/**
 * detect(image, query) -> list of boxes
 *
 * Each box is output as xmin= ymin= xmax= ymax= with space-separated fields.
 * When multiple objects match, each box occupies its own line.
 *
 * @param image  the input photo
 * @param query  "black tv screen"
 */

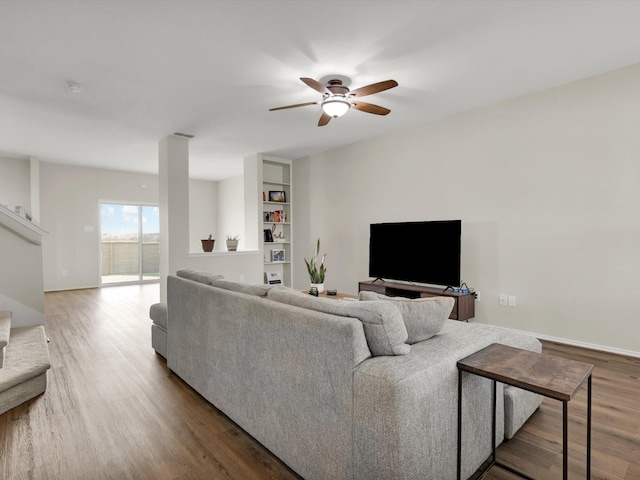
xmin=369 ymin=220 xmax=461 ymax=287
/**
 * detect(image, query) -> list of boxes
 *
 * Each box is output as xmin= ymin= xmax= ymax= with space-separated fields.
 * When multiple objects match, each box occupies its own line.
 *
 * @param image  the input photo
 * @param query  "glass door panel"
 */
xmin=100 ymin=203 xmax=159 ymax=285
xmin=142 ymin=205 xmax=160 ymax=281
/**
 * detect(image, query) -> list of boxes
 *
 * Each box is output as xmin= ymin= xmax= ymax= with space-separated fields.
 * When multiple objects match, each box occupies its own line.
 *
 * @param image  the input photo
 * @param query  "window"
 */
xmin=100 ymin=203 xmax=159 ymax=285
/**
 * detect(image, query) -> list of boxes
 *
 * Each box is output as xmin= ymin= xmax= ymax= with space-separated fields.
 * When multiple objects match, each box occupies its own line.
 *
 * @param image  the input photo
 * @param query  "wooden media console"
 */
xmin=358 ymin=280 xmax=475 ymax=321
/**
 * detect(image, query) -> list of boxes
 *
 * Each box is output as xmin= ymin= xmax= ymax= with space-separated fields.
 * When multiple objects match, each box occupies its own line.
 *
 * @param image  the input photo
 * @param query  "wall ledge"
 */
xmin=0 ymin=205 xmax=48 ymax=246
xmin=188 ymin=250 xmax=260 ymax=257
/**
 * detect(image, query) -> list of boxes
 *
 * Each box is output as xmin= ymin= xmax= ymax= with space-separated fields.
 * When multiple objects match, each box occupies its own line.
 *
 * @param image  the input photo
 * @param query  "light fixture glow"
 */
xmin=321 ymin=97 xmax=350 ymax=118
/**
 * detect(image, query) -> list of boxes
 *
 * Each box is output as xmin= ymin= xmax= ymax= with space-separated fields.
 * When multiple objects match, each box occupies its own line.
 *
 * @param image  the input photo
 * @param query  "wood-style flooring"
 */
xmin=0 ymin=285 xmax=638 ymax=479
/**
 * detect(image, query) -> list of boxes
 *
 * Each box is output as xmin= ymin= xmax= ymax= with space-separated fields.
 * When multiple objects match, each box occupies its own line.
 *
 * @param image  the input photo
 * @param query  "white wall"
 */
xmin=189 ymin=179 xmax=218 ymax=253
xmin=0 ymin=223 xmax=45 ymax=326
xmin=294 ymin=64 xmax=640 ymax=356
xmin=188 ymin=176 xmax=246 ymax=253
xmin=0 ymin=157 xmax=31 ymax=214
xmin=40 ymin=162 xmax=159 ymax=291
xmin=216 ymin=175 xmax=245 ymax=250
xmin=159 ymin=138 xmax=261 ymax=302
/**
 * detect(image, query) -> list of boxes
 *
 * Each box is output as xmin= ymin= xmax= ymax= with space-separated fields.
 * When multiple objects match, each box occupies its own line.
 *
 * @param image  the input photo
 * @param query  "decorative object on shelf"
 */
xmin=225 ymin=234 xmax=240 ymax=251
xmin=271 ymin=249 xmax=285 ymax=263
xmin=201 ymin=234 xmax=215 ymax=252
xmin=266 ymin=271 xmax=282 ymax=285
xmin=271 ymin=224 xmax=285 ymax=240
xmin=263 ymin=229 xmax=274 ymax=243
xmin=269 ymin=191 xmax=286 ymax=202
xmin=304 ymin=238 xmax=326 ymax=293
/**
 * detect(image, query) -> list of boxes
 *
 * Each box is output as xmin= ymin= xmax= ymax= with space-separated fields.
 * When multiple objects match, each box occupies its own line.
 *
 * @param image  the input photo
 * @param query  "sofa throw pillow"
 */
xmin=268 ymin=287 xmax=410 ymax=356
xmin=210 ymin=278 xmax=273 ymax=297
xmin=176 ymin=269 xmax=224 ymax=285
xmin=358 ymin=291 xmax=453 ymax=344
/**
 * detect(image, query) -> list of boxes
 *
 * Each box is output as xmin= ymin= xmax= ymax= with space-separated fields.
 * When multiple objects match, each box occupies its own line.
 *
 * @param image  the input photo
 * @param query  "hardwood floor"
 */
xmin=0 ymin=285 xmax=638 ymax=479
xmin=0 ymin=285 xmax=301 ymax=480
xmin=485 ymin=342 xmax=640 ymax=480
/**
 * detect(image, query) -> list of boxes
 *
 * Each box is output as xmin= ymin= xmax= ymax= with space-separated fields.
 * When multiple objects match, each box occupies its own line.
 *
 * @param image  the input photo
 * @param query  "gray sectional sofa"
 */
xmin=152 ymin=269 xmax=542 ymax=480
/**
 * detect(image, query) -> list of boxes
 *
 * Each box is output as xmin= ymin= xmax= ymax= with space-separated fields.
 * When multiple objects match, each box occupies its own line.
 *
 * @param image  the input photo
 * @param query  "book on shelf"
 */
xmin=263 ymin=210 xmax=287 ymax=223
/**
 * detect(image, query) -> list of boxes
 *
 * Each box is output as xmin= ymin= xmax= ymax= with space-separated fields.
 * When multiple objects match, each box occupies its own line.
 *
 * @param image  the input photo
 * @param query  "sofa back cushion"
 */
xmin=176 ymin=269 xmax=223 ymax=285
xmin=359 ymin=291 xmax=453 ymax=344
xmin=210 ymin=278 xmax=272 ymax=297
xmin=268 ymin=288 xmax=409 ymax=356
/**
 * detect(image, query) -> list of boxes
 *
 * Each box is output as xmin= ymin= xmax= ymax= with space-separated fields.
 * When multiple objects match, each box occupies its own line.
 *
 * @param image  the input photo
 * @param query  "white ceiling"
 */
xmin=2 ymin=1 xmax=640 ymax=181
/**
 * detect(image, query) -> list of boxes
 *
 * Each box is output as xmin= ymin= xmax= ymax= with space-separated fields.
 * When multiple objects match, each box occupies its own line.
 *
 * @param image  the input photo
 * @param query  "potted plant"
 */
xmin=226 ymin=234 xmax=240 ymax=251
xmin=201 ymin=234 xmax=215 ymax=252
xmin=304 ymin=238 xmax=326 ymax=293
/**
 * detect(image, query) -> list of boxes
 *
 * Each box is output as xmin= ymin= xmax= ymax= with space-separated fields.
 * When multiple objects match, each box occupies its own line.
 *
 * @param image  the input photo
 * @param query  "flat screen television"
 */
xmin=369 ymin=220 xmax=461 ymax=287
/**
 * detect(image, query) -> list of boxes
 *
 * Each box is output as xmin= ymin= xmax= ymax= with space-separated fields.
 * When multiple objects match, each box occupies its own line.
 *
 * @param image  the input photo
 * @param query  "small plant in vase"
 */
xmin=226 ymin=234 xmax=240 ymax=251
xmin=201 ymin=234 xmax=215 ymax=252
xmin=304 ymin=238 xmax=326 ymax=293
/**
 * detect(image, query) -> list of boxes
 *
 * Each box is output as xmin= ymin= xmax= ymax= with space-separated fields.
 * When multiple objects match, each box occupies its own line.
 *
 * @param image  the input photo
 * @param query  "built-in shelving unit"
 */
xmin=260 ymin=156 xmax=292 ymax=286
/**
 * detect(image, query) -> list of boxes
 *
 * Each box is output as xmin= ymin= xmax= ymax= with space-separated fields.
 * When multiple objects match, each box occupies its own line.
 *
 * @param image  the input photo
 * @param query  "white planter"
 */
xmin=310 ymin=282 xmax=325 ymax=293
xmin=226 ymin=240 xmax=239 ymax=251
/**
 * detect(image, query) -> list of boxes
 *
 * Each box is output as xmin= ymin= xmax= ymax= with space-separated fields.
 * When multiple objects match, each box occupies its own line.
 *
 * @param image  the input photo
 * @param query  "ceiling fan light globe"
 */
xmin=322 ymin=99 xmax=350 ymax=118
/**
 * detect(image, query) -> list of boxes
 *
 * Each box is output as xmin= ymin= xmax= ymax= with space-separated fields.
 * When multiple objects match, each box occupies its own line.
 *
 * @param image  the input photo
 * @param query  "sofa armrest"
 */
xmin=353 ymin=324 xmax=505 ymax=480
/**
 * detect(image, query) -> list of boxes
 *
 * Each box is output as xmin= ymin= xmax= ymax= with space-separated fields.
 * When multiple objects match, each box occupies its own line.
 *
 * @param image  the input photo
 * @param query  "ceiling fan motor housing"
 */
xmin=326 ymin=79 xmax=350 ymax=96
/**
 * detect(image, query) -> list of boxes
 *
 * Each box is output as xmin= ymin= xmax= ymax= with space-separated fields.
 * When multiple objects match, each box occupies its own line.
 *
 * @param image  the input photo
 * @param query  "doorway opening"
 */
xmin=100 ymin=203 xmax=160 ymax=285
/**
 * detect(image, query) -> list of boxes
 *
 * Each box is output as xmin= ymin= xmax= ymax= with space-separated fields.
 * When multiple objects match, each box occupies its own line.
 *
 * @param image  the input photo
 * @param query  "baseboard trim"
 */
xmin=492 ymin=325 xmax=640 ymax=359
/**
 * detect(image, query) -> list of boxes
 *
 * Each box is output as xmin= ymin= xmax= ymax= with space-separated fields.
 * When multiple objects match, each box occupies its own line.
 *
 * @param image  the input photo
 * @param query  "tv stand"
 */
xmin=358 ymin=280 xmax=475 ymax=321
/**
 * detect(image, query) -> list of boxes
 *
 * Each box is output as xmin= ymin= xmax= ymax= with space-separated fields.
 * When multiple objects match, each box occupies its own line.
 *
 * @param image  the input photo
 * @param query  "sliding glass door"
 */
xmin=100 ymin=203 xmax=160 ymax=285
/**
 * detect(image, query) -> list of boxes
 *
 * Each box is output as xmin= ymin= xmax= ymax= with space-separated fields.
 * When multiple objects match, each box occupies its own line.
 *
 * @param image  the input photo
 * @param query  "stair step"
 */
xmin=0 ymin=311 xmax=11 ymax=368
xmin=0 ymin=325 xmax=51 ymax=415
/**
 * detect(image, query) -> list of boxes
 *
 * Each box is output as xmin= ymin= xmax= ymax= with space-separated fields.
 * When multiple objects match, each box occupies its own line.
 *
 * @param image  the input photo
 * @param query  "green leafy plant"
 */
xmin=304 ymin=238 xmax=326 ymax=283
xmin=225 ymin=234 xmax=240 ymax=241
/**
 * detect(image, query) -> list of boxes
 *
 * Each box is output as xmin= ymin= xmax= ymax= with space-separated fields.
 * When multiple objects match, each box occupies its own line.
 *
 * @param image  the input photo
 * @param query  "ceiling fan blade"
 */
xmin=349 ymin=80 xmax=398 ymax=98
xmin=301 ymin=77 xmax=330 ymax=94
xmin=269 ymin=101 xmax=318 ymax=111
xmin=318 ymin=112 xmax=332 ymax=126
xmin=351 ymin=101 xmax=391 ymax=116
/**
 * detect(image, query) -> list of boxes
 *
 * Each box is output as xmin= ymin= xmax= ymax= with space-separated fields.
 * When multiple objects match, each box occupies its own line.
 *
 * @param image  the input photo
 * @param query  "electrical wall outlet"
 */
xmin=499 ymin=294 xmax=508 ymax=306
xmin=508 ymin=295 xmax=517 ymax=307
xmin=475 ymin=291 xmax=481 ymax=302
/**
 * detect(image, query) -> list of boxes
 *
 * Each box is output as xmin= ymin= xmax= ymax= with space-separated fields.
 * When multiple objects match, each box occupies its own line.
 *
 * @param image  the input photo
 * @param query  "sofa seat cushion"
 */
xmin=359 ymin=291 xmax=453 ymax=344
xmin=177 ymin=269 xmax=224 ymax=285
xmin=268 ymin=287 xmax=409 ymax=356
xmin=149 ymin=302 xmax=168 ymax=330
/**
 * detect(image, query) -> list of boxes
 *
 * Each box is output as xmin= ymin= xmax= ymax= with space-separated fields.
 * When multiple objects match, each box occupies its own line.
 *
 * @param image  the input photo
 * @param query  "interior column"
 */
xmin=158 ymin=135 xmax=190 ymax=302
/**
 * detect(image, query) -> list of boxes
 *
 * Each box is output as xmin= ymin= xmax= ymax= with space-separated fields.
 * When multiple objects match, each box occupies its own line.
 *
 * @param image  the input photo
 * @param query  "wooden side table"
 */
xmin=456 ymin=343 xmax=593 ymax=480
xmin=301 ymin=291 xmax=357 ymax=299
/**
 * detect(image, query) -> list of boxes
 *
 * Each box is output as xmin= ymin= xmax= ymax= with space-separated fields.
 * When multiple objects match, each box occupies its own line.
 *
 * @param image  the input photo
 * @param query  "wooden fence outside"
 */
xmin=101 ymin=241 xmax=159 ymax=276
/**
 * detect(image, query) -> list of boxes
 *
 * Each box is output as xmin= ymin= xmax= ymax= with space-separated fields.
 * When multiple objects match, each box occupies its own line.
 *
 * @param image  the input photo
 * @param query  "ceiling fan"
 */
xmin=269 ymin=77 xmax=398 ymax=126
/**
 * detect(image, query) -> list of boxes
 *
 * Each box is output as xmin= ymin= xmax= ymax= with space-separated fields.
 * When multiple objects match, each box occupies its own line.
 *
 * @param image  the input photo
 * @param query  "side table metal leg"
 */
xmin=563 ymin=400 xmax=568 ymax=480
xmin=492 ymin=379 xmax=497 ymax=464
xmin=457 ymin=371 xmax=462 ymax=480
xmin=587 ymin=374 xmax=592 ymax=479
